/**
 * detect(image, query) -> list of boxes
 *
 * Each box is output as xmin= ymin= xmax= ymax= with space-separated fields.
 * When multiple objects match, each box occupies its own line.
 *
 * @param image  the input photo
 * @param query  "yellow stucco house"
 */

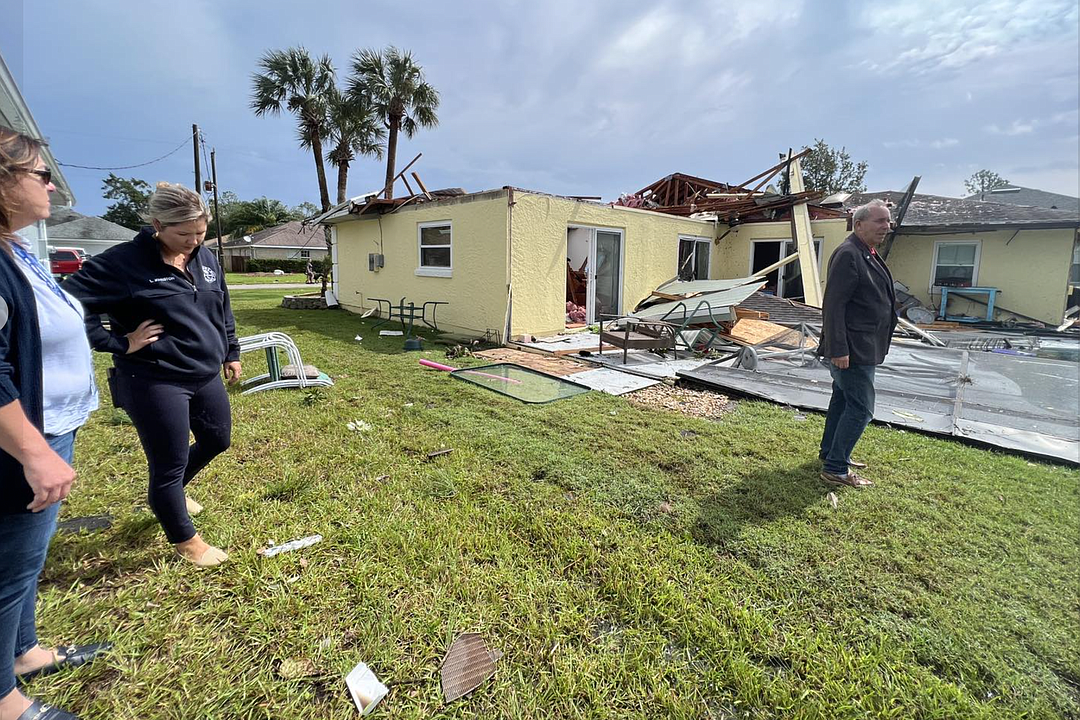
xmin=321 ymin=186 xmax=848 ymax=342
xmin=845 ymin=192 xmax=1080 ymax=324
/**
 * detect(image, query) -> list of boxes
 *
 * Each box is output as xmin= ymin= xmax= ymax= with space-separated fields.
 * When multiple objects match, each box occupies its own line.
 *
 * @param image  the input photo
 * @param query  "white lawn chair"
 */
xmin=238 ymin=332 xmax=333 ymax=395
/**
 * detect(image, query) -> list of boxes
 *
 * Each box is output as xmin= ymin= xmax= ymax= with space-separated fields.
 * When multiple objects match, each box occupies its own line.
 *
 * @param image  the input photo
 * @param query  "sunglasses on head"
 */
xmin=26 ymin=168 xmax=52 ymax=185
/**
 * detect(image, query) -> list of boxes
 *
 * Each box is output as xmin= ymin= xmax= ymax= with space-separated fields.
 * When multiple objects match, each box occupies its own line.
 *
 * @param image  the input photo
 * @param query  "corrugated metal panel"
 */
xmin=633 ymin=280 xmax=766 ymax=322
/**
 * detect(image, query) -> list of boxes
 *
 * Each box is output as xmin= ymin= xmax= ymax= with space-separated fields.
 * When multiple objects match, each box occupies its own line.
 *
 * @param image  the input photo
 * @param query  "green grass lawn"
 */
xmin=35 ymin=289 xmax=1079 ymax=719
xmin=225 ymin=272 xmax=308 ymax=285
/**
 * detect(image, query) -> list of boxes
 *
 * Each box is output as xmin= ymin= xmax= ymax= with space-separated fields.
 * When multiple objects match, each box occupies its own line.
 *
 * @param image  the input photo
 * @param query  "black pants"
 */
xmin=116 ymin=372 xmax=232 ymax=543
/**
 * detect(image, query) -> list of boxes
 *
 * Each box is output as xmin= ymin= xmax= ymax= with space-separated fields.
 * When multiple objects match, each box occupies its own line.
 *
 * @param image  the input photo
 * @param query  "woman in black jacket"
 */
xmin=64 ymin=183 xmax=241 ymax=568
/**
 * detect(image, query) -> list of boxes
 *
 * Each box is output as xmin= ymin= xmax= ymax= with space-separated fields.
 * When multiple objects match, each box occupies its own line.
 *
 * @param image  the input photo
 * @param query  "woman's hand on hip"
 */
xmin=24 ymin=446 xmax=76 ymax=512
xmin=126 ymin=319 xmax=163 ymax=354
xmin=223 ymin=361 xmax=242 ymax=385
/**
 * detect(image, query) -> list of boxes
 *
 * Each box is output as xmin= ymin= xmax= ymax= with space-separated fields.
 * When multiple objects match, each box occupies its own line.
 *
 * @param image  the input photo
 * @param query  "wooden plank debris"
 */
xmin=785 ymin=154 xmax=823 ymax=307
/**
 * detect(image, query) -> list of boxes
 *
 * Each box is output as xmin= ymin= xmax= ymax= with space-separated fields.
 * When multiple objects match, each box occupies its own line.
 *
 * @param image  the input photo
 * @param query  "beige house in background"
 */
xmin=320 ymin=185 xmax=846 ymax=341
xmin=845 ymin=192 xmax=1080 ymax=324
xmin=219 ymin=221 xmax=328 ymax=271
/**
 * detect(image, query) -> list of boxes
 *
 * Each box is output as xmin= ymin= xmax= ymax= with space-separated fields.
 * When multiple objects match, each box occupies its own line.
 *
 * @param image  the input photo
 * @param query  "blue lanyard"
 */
xmin=12 ymin=243 xmax=80 ymax=315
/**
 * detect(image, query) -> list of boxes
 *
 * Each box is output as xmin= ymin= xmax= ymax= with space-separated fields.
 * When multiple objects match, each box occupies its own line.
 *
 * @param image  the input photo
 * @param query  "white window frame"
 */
xmin=416 ymin=220 xmax=452 ymax=277
xmin=930 ymin=240 xmax=981 ymax=293
xmin=748 ymin=237 xmax=822 ymax=298
xmin=567 ymin=224 xmax=626 ymax=323
xmin=677 ymin=235 xmax=711 ymax=281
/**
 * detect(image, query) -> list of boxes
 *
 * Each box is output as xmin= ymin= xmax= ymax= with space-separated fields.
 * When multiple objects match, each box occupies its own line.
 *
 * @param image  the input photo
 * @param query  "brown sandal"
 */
xmin=820 ymin=470 xmax=873 ymax=488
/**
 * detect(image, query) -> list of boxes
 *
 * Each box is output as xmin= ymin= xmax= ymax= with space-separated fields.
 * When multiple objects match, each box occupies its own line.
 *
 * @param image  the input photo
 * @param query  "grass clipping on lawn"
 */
xmin=37 ymin=288 xmax=1080 ymax=720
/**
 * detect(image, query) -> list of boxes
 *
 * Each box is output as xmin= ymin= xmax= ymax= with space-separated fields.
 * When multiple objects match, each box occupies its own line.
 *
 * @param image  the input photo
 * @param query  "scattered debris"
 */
xmin=355 ymin=335 xmax=363 ymax=342
xmin=347 ymin=420 xmax=373 ymax=433
xmin=346 ymin=661 xmax=389 ymax=715
xmin=258 ymin=534 xmax=323 ymax=557
xmin=56 ymin=514 xmax=113 ymax=534
xmin=627 ymin=384 xmax=731 ymax=420
xmin=379 ymin=330 xmax=404 ymax=336
xmin=374 ymin=475 xmax=390 ymax=483
xmin=827 ymin=492 xmax=838 ymax=509
xmin=792 ymin=413 xmax=807 ymax=422
xmin=441 ymin=633 xmax=502 ymax=703
xmin=278 ymin=658 xmax=319 ymax=680
xmin=426 ymin=448 xmax=454 ymax=461
xmin=473 ymin=347 xmax=586 ymax=376
xmin=445 ymin=344 xmax=475 ymax=360
xmin=679 ymin=429 xmax=698 ymax=438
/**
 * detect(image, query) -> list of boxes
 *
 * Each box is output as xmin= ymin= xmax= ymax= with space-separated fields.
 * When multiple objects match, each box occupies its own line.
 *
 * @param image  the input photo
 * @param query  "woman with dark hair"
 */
xmin=0 ymin=127 xmax=107 ymax=720
xmin=64 ymin=182 xmax=240 ymax=568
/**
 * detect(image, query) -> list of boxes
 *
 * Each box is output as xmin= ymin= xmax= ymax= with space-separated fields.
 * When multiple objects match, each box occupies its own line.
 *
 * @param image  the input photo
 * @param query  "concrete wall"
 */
xmin=508 ymin=192 xmax=716 ymax=338
xmin=712 ymin=218 xmax=850 ymax=288
xmin=334 ymin=190 xmax=510 ymax=338
xmin=885 ymin=228 xmax=1076 ymax=323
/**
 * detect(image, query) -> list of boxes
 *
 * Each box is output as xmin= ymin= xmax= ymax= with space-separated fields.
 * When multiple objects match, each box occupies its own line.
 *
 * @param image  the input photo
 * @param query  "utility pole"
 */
xmin=211 ymin=148 xmax=225 ymax=271
xmin=192 ymin=124 xmax=201 ymax=192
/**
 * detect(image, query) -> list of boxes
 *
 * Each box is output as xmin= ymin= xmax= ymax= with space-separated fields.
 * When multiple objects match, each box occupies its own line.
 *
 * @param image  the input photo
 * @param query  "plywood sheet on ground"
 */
xmin=473 ymin=348 xmax=589 ymax=376
xmin=725 ymin=319 xmax=818 ymax=348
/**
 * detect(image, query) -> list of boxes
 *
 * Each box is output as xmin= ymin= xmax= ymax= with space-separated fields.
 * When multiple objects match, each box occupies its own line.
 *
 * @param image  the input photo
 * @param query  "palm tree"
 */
xmin=325 ymin=86 xmax=385 ymax=204
xmin=250 ymin=47 xmax=336 ymax=211
xmin=224 ymin=197 xmax=299 ymax=239
xmin=349 ymin=46 xmax=439 ymax=199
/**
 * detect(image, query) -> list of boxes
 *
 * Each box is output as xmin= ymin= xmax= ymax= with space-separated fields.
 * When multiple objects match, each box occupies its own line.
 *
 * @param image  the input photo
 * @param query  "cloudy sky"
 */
xmin=3 ymin=0 xmax=1077 ymax=216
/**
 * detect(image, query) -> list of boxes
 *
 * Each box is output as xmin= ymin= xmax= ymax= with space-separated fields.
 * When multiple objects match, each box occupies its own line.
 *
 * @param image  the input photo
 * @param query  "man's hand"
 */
xmin=223 ymin=361 xmax=242 ymax=385
xmin=24 ymin=446 xmax=76 ymax=512
xmin=126 ymin=319 xmax=163 ymax=354
xmin=831 ymin=355 xmax=850 ymax=369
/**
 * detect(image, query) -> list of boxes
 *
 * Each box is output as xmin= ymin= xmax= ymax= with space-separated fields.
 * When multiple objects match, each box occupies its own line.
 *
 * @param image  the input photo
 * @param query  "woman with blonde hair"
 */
xmin=64 ymin=182 xmax=240 ymax=568
xmin=0 ymin=126 xmax=108 ymax=720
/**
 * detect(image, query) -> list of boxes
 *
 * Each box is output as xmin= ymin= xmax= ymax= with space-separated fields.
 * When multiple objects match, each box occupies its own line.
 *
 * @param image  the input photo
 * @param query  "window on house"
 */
xmin=677 ymin=236 xmax=710 ymax=281
xmin=932 ymin=242 xmax=980 ymax=288
xmin=417 ymin=222 xmax=452 ymax=276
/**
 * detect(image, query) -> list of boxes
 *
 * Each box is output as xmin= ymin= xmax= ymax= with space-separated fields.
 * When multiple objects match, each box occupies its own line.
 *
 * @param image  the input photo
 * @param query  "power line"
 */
xmin=55 ymin=134 xmax=192 ymax=171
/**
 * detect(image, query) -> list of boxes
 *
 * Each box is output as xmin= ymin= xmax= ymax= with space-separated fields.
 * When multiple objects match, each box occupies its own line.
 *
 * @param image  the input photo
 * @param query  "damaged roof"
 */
xmin=846 ymin=191 xmax=1080 ymax=231
xmin=964 ymin=186 xmax=1079 ymax=214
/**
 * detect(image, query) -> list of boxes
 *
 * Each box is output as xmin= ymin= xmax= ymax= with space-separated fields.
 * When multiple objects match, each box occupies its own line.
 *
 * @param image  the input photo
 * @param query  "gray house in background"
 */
xmin=965 ymin=185 xmax=1080 ymax=214
xmin=45 ymin=212 xmax=134 ymax=256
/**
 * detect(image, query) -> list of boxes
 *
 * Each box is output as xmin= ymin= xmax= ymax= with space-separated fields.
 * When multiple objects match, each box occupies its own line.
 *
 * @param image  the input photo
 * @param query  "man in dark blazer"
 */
xmin=818 ymin=199 xmax=897 ymax=488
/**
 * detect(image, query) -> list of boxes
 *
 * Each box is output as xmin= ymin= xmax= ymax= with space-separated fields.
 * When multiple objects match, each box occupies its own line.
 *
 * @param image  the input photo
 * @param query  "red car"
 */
xmin=49 ymin=247 xmax=85 ymax=277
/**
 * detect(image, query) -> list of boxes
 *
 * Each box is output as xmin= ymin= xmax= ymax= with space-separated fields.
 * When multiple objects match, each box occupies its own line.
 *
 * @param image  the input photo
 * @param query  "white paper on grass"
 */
xmin=258 ymin=534 xmax=323 ymax=557
xmin=346 ymin=662 xmax=389 ymax=714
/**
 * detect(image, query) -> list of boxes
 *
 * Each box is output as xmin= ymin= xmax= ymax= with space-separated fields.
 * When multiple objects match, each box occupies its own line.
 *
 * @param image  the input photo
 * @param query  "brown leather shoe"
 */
xmin=848 ymin=459 xmax=868 ymax=469
xmin=820 ymin=470 xmax=873 ymax=488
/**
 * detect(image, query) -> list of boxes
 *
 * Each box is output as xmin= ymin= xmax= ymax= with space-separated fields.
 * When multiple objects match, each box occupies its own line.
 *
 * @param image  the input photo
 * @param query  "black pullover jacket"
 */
xmin=63 ymin=227 xmax=240 ymax=381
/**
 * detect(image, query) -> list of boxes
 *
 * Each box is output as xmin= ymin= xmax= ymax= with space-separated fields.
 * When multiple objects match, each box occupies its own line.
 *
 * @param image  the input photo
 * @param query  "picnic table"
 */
xmin=369 ymin=297 xmax=449 ymax=333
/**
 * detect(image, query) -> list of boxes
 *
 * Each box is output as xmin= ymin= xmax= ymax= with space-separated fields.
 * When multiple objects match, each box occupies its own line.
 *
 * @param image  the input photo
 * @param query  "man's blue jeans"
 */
xmin=819 ymin=363 xmax=876 ymax=475
xmin=0 ymin=431 xmax=75 ymax=698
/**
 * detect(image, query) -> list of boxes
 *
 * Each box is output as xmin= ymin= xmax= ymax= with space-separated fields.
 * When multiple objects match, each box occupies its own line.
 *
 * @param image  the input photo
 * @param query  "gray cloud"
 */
xmin=12 ymin=0 xmax=1078 ymax=215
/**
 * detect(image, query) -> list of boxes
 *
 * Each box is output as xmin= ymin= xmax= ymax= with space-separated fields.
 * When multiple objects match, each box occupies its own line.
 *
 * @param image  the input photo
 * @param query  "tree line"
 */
xmin=100 ymin=172 xmax=318 ymax=239
xmin=100 ymin=44 xmax=440 ymax=238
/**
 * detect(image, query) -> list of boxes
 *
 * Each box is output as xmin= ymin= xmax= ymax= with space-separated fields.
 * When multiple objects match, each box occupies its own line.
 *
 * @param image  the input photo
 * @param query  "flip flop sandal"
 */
xmin=16 ymin=642 xmax=113 ymax=683
xmin=16 ymin=700 xmax=80 ymax=720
